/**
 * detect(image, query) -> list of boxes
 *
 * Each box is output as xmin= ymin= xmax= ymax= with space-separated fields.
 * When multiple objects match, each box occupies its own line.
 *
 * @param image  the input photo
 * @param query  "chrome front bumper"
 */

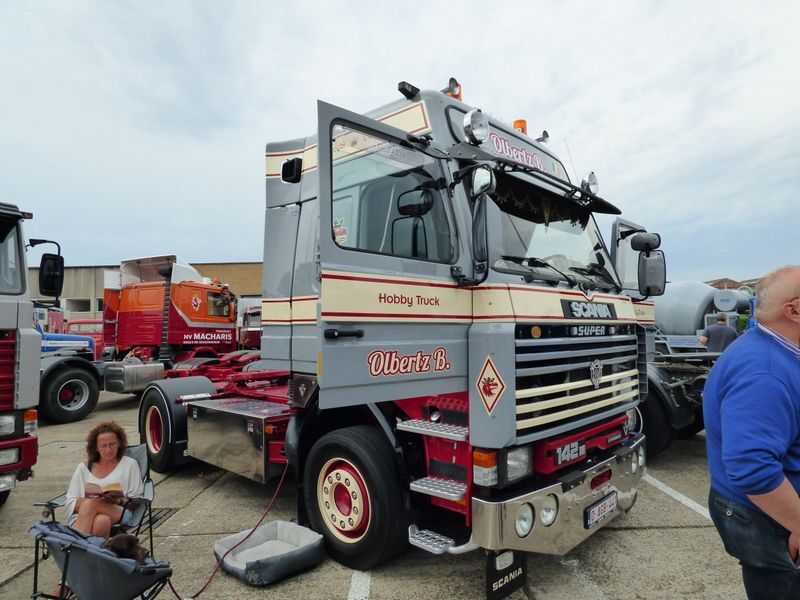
xmin=471 ymin=433 xmax=645 ymax=555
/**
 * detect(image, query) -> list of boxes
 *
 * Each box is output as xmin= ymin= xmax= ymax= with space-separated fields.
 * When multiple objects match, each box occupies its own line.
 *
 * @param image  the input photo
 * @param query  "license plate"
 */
xmin=585 ymin=492 xmax=618 ymax=528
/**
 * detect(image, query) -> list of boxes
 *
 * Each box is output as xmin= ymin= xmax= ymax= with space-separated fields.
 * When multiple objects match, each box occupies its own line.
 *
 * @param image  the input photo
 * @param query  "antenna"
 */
xmin=563 ymin=138 xmax=579 ymax=183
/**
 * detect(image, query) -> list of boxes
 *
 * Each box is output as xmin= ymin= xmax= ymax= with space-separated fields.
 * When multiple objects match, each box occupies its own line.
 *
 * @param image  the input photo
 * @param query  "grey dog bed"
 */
xmin=213 ymin=520 xmax=325 ymax=586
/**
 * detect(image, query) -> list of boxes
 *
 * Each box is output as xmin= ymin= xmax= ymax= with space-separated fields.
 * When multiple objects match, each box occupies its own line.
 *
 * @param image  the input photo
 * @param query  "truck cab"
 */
xmin=0 ymin=204 xmax=63 ymax=505
xmin=259 ymin=83 xmax=665 ymax=562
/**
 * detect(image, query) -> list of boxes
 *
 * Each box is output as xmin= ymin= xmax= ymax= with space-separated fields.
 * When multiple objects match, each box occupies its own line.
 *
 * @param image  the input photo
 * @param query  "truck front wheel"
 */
xmin=0 ymin=490 xmax=9 ymax=506
xmin=303 ymin=426 xmax=409 ymax=570
xmin=40 ymin=368 xmax=100 ymax=423
xmin=641 ymin=391 xmax=675 ymax=457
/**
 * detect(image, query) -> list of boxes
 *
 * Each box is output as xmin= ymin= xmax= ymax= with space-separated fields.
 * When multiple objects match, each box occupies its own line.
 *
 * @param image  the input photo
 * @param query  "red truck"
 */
xmin=0 ymin=204 xmax=63 ymax=505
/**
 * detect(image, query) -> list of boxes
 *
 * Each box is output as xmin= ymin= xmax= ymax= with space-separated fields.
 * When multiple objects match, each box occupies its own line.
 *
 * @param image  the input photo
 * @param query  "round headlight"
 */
xmin=581 ymin=171 xmax=599 ymax=195
xmin=540 ymin=494 xmax=559 ymax=527
xmin=464 ymin=109 xmax=489 ymax=145
xmin=515 ymin=503 xmax=534 ymax=537
xmin=638 ymin=446 xmax=646 ymax=468
xmin=631 ymin=450 xmax=639 ymax=474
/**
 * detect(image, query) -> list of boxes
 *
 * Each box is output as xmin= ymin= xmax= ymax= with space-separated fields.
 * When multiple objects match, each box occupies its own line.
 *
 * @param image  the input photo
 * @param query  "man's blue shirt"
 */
xmin=704 ymin=327 xmax=800 ymax=507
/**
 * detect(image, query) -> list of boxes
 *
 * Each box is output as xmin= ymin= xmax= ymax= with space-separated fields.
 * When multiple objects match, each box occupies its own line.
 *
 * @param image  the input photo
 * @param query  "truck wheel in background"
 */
xmin=0 ymin=490 xmax=9 ymax=506
xmin=139 ymin=387 xmax=178 ymax=473
xmin=640 ymin=392 xmax=675 ymax=457
xmin=677 ymin=411 xmax=705 ymax=439
xmin=40 ymin=368 xmax=100 ymax=424
xmin=138 ymin=376 xmax=216 ymax=473
xmin=303 ymin=426 xmax=409 ymax=570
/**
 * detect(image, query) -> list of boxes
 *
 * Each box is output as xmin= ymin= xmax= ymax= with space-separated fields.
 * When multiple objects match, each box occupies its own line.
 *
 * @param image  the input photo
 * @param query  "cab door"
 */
xmin=316 ymin=100 xmax=471 ymax=409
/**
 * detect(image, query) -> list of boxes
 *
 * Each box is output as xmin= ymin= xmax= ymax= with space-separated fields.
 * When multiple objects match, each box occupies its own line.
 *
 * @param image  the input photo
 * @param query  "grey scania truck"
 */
xmin=138 ymin=79 xmax=666 ymax=596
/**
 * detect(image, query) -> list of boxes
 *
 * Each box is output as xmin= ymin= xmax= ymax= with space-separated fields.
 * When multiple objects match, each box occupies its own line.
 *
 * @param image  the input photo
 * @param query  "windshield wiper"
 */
xmin=501 ymin=255 xmax=578 ymax=287
xmin=569 ymin=263 xmax=622 ymax=293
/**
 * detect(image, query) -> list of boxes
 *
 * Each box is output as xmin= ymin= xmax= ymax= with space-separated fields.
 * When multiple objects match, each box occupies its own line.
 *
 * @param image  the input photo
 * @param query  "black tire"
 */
xmin=40 ymin=368 xmax=100 ymax=423
xmin=138 ymin=376 xmax=216 ymax=473
xmin=677 ymin=410 xmax=705 ymax=439
xmin=0 ymin=490 xmax=9 ymax=506
xmin=138 ymin=386 xmax=177 ymax=473
xmin=640 ymin=392 xmax=675 ymax=457
xmin=303 ymin=426 xmax=409 ymax=570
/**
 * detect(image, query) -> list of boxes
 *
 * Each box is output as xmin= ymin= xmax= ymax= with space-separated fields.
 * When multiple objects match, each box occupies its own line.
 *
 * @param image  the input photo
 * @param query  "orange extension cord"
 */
xmin=167 ymin=461 xmax=290 ymax=599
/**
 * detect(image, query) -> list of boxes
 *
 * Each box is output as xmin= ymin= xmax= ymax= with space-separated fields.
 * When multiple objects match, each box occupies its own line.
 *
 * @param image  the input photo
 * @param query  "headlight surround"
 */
xmin=463 ymin=108 xmax=489 ymax=144
xmin=515 ymin=503 xmax=534 ymax=537
xmin=540 ymin=494 xmax=559 ymax=526
xmin=505 ymin=446 xmax=533 ymax=483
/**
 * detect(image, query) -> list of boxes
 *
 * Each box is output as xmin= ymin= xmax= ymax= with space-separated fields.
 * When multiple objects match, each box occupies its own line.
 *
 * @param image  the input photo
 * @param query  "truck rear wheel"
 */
xmin=139 ymin=387 xmax=177 ymax=473
xmin=303 ymin=426 xmax=409 ymax=570
xmin=40 ymin=368 xmax=99 ymax=423
xmin=641 ymin=392 xmax=675 ymax=457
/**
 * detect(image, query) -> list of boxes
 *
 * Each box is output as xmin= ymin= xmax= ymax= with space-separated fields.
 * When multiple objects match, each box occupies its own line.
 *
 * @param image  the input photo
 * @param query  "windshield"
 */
xmin=489 ymin=172 xmax=618 ymax=289
xmin=0 ymin=219 xmax=24 ymax=295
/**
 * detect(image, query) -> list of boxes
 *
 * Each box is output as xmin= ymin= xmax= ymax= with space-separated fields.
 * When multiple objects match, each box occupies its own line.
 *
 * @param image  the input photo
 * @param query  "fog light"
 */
xmin=540 ymin=494 xmax=559 ymax=526
xmin=0 ymin=448 xmax=19 ymax=467
xmin=0 ymin=473 xmax=16 ymax=493
xmin=638 ymin=446 xmax=646 ymax=468
xmin=631 ymin=450 xmax=639 ymax=474
xmin=515 ymin=503 xmax=534 ymax=537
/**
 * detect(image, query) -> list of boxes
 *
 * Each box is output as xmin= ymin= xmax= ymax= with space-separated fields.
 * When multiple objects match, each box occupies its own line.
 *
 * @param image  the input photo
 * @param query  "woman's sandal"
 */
xmin=54 ymin=583 xmax=71 ymax=599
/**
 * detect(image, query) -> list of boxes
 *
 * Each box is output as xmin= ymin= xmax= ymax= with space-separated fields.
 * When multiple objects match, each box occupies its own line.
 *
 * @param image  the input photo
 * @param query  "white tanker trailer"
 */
xmin=641 ymin=281 xmax=751 ymax=456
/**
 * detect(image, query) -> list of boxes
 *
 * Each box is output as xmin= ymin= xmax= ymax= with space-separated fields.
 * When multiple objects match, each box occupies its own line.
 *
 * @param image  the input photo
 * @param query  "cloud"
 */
xmin=1 ymin=1 xmax=797 ymax=284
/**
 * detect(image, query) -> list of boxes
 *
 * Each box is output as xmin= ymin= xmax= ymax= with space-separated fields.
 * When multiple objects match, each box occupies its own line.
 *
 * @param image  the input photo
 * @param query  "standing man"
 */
xmin=700 ymin=312 xmax=739 ymax=352
xmin=704 ymin=266 xmax=800 ymax=599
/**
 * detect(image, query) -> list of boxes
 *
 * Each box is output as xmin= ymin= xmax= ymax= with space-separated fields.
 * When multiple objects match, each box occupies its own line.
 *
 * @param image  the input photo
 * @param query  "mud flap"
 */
xmin=486 ymin=549 xmax=526 ymax=600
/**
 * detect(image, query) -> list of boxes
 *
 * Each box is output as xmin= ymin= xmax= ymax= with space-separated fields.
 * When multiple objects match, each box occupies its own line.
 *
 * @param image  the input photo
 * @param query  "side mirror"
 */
xmin=39 ymin=253 xmax=64 ymax=297
xmin=630 ymin=232 xmax=661 ymax=252
xmin=638 ymin=250 xmax=666 ymax=296
xmin=470 ymin=166 xmax=496 ymax=199
xmin=281 ymin=157 xmax=303 ymax=184
xmin=398 ymin=189 xmax=434 ymax=217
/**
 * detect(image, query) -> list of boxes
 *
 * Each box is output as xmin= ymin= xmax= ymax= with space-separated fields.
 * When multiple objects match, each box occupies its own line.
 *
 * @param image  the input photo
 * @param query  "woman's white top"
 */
xmin=64 ymin=455 xmax=144 ymax=518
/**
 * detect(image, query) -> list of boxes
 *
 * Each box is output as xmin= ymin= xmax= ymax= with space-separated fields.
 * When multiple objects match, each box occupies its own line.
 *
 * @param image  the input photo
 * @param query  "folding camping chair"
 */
xmin=34 ymin=444 xmax=156 ymax=557
xmin=29 ymin=520 xmax=172 ymax=600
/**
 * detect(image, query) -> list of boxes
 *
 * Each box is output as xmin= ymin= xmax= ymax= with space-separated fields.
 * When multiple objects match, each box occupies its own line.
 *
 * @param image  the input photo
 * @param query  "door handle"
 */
xmin=324 ymin=329 xmax=364 ymax=340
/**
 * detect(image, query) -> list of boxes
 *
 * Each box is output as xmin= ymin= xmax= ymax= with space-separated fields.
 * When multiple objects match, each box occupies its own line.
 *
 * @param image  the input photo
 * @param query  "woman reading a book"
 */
xmin=64 ymin=421 xmax=144 ymax=538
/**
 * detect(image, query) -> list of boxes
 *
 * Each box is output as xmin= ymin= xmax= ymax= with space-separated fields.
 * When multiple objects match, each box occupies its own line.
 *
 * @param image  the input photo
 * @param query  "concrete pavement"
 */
xmin=0 ymin=392 xmax=745 ymax=599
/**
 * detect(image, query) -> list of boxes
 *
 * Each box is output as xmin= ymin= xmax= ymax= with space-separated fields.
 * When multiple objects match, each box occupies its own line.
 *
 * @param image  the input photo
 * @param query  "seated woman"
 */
xmin=65 ymin=421 xmax=144 ymax=538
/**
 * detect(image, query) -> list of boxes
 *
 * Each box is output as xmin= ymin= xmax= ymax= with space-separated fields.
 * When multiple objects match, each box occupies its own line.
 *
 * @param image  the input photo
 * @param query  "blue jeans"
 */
xmin=709 ymin=487 xmax=800 ymax=599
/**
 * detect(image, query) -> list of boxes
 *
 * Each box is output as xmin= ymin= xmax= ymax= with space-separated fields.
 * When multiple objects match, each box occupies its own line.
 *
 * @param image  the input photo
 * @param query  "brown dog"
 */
xmin=102 ymin=533 xmax=150 ymax=564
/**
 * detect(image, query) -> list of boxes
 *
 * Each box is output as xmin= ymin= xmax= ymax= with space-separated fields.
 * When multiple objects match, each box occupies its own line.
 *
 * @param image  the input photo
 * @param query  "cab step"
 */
xmin=408 ymin=525 xmax=479 ymax=555
xmin=396 ymin=419 xmax=468 ymax=441
xmin=409 ymin=476 xmax=466 ymax=501
xmin=408 ymin=526 xmax=454 ymax=554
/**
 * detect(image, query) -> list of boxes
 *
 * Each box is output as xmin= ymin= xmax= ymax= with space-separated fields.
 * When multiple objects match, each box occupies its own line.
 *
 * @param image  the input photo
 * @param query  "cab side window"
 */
xmin=331 ymin=123 xmax=453 ymax=263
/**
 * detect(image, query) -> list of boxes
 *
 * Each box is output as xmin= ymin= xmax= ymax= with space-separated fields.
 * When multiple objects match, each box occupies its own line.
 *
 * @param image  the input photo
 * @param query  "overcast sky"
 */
xmin=2 ymin=1 xmax=797 ymax=284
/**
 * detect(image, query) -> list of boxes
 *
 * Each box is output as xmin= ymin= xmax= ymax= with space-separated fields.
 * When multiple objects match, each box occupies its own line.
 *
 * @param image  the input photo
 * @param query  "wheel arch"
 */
xmin=41 ymin=355 xmax=101 ymax=388
xmin=646 ymin=363 xmax=694 ymax=430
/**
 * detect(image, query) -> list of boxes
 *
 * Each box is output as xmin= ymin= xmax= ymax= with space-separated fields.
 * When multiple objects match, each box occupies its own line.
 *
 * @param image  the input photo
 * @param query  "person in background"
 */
xmin=704 ymin=265 xmax=800 ymax=599
xmin=65 ymin=421 xmax=143 ymax=538
xmin=700 ymin=312 xmax=739 ymax=352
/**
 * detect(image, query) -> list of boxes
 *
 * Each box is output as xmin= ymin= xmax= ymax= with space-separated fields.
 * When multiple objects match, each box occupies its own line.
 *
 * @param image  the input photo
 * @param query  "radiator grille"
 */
xmin=0 ymin=330 xmax=16 ymax=410
xmin=515 ymin=323 xmax=641 ymax=440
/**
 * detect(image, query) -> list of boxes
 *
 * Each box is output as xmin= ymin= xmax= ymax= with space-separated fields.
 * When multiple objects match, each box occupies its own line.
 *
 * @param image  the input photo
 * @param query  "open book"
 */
xmin=85 ymin=482 xmax=124 ymax=499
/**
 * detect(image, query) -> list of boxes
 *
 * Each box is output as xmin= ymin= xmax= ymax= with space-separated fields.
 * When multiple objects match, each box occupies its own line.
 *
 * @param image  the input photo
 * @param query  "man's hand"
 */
xmin=790 ymin=532 xmax=800 ymax=563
